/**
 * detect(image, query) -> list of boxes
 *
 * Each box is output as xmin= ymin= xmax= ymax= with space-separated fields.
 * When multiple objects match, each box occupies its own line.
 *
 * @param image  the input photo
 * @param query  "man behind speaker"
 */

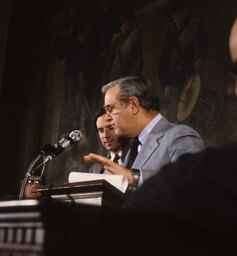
xmin=89 ymin=108 xmax=130 ymax=174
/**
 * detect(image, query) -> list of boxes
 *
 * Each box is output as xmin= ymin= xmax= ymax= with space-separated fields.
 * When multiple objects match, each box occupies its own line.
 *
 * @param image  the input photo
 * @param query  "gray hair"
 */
xmin=101 ymin=76 xmax=160 ymax=112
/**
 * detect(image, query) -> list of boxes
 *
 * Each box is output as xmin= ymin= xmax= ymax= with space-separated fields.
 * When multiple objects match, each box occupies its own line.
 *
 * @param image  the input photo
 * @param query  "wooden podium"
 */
xmin=37 ymin=180 xmax=126 ymax=208
xmin=0 ymin=181 xmax=235 ymax=255
xmin=0 ymin=199 xmax=235 ymax=255
xmin=0 ymin=180 xmax=127 ymax=255
xmin=0 ymin=199 xmax=112 ymax=255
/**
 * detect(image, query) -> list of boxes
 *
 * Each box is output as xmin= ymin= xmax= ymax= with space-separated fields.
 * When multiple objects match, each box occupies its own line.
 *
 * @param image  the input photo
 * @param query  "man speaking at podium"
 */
xmin=84 ymin=76 xmax=205 ymax=191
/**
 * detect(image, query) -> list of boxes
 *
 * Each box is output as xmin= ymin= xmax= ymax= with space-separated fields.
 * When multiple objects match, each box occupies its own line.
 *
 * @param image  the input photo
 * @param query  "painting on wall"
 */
xmin=136 ymin=0 xmax=224 ymax=138
xmin=50 ymin=0 xmax=227 ymax=148
xmin=51 ymin=0 xmax=144 ymax=153
xmin=157 ymin=1 xmax=224 ymax=136
xmin=43 ymin=0 xmax=229 ymax=183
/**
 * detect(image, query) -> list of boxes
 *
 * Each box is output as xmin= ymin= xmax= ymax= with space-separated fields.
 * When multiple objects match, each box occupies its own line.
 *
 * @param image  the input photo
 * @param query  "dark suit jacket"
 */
xmin=123 ymin=143 xmax=237 ymax=229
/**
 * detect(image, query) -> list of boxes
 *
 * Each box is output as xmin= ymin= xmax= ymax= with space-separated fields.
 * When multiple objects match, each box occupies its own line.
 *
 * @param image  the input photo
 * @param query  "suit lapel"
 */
xmin=132 ymin=117 xmax=172 ymax=168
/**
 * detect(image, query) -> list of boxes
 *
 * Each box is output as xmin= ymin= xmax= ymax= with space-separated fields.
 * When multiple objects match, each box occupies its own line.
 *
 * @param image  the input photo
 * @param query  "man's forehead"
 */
xmin=104 ymin=86 xmax=119 ymax=104
xmin=97 ymin=114 xmax=113 ymax=125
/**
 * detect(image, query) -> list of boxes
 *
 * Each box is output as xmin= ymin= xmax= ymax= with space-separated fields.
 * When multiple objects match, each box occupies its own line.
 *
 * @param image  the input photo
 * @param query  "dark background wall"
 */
xmin=0 ymin=0 xmax=237 ymax=196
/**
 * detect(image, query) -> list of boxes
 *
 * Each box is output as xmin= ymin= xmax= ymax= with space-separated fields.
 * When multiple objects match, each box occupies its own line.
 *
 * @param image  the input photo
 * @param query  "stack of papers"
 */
xmin=68 ymin=172 xmax=128 ymax=193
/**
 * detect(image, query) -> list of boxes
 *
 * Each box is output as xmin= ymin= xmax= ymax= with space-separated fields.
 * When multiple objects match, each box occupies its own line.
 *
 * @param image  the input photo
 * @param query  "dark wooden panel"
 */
xmin=0 ymin=199 xmax=236 ymax=256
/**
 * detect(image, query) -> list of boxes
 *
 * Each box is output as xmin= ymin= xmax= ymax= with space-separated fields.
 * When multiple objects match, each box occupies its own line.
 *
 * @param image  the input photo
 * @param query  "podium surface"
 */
xmin=37 ymin=179 xmax=126 ymax=207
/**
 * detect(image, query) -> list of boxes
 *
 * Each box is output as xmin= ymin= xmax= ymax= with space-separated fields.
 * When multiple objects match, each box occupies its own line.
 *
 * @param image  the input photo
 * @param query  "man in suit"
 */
xmin=84 ymin=76 xmax=205 ymax=189
xmin=89 ymin=108 xmax=130 ymax=174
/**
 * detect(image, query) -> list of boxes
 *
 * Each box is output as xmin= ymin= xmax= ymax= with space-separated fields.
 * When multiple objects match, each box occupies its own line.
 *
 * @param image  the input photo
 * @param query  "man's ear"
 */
xmin=129 ymin=96 xmax=140 ymax=114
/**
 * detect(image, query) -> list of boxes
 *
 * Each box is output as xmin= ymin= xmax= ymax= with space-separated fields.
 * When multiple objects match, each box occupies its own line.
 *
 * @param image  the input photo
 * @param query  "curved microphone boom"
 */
xmin=19 ymin=130 xmax=82 ymax=199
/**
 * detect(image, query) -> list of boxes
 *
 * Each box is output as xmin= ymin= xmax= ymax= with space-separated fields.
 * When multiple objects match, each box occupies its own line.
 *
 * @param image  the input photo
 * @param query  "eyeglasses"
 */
xmin=103 ymin=100 xmax=121 ymax=114
xmin=27 ymin=180 xmax=41 ymax=185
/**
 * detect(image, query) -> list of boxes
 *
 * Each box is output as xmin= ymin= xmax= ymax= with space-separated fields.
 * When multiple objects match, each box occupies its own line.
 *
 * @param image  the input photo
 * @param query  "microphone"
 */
xmin=40 ymin=130 xmax=82 ymax=159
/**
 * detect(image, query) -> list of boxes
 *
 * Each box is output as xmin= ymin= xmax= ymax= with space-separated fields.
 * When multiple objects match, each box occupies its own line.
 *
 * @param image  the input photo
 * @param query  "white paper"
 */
xmin=68 ymin=172 xmax=128 ymax=193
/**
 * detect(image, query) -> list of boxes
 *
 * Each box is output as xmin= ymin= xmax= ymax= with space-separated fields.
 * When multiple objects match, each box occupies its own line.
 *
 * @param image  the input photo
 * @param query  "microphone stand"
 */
xmin=19 ymin=130 xmax=82 ymax=199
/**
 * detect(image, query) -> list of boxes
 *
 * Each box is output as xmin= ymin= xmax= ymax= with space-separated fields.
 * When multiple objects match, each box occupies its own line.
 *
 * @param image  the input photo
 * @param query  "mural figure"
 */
xmin=159 ymin=1 xmax=208 ymax=100
xmin=103 ymin=10 xmax=143 ymax=83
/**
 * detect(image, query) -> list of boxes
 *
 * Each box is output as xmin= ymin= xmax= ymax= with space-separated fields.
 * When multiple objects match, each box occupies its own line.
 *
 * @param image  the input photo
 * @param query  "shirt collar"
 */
xmin=109 ymin=150 xmax=122 ymax=161
xmin=138 ymin=113 xmax=163 ymax=145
